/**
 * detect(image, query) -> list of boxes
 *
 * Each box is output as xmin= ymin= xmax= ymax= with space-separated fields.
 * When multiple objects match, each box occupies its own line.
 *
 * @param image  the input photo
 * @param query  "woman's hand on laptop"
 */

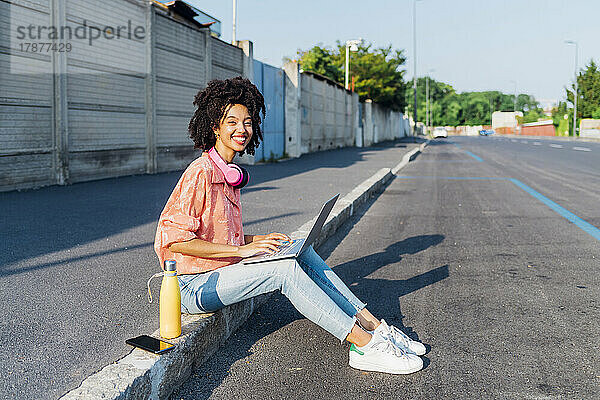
xmin=252 ymin=232 xmax=290 ymax=244
xmin=238 ymin=232 xmax=289 ymax=258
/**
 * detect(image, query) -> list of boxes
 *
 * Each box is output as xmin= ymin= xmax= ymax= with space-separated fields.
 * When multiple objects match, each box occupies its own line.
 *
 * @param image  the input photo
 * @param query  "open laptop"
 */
xmin=242 ymin=193 xmax=339 ymax=264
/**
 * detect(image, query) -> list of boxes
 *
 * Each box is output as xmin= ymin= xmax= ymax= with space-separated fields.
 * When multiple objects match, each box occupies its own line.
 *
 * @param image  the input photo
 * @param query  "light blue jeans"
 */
xmin=177 ymin=246 xmax=366 ymax=341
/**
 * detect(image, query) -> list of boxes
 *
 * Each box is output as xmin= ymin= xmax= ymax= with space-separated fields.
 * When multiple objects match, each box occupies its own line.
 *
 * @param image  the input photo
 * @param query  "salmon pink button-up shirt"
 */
xmin=154 ymin=152 xmax=244 ymax=274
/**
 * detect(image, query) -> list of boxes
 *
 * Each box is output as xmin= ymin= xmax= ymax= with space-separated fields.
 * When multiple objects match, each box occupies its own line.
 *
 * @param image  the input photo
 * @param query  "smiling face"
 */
xmin=213 ymin=104 xmax=253 ymax=162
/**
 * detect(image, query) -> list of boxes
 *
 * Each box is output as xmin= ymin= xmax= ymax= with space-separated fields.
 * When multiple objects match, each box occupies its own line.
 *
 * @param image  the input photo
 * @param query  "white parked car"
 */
xmin=433 ymin=127 xmax=448 ymax=138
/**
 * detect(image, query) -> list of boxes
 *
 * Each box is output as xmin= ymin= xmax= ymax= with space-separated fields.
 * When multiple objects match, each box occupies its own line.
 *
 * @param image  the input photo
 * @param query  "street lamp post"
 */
xmin=425 ymin=75 xmax=429 ymax=136
xmin=231 ymin=0 xmax=237 ymax=45
xmin=426 ymin=68 xmax=435 ymax=136
xmin=345 ymin=39 xmax=362 ymax=90
xmin=510 ymin=80 xmax=517 ymax=111
xmin=412 ymin=0 xmax=420 ymax=137
xmin=565 ymin=40 xmax=578 ymax=137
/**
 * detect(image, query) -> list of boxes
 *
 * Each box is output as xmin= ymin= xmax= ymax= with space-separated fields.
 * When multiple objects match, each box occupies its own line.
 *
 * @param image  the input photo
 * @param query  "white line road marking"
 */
xmin=573 ymin=147 xmax=591 ymax=152
xmin=533 ymin=142 xmax=541 ymax=145
xmin=549 ymin=144 xmax=563 ymax=149
xmin=511 ymin=139 xmax=518 ymax=142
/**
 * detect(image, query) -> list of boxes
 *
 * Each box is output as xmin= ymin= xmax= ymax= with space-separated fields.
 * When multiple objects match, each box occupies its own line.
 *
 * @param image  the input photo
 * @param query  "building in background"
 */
xmin=521 ymin=120 xmax=555 ymax=136
xmin=580 ymin=119 xmax=600 ymax=139
xmin=491 ymin=111 xmax=523 ymax=134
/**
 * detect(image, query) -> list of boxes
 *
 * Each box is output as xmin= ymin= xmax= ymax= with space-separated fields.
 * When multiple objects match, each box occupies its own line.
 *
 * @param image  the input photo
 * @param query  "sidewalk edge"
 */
xmin=60 ymin=140 xmax=429 ymax=400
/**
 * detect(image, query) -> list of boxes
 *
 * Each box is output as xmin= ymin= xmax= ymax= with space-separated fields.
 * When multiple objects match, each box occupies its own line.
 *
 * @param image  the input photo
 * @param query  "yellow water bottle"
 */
xmin=159 ymin=260 xmax=181 ymax=339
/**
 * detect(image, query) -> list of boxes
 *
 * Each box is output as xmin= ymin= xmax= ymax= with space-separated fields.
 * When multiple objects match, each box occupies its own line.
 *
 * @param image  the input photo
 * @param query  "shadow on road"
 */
xmin=323 ymin=235 xmax=448 ymax=345
xmin=0 ymin=242 xmax=154 ymax=278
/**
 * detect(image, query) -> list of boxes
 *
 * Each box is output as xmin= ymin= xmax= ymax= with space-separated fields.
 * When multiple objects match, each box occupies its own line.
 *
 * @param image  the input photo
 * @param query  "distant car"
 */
xmin=479 ymin=129 xmax=495 ymax=136
xmin=432 ymin=127 xmax=448 ymax=138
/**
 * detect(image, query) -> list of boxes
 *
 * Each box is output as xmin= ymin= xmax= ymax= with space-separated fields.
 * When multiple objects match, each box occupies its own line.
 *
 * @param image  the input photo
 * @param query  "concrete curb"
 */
xmin=61 ymin=140 xmax=429 ymax=400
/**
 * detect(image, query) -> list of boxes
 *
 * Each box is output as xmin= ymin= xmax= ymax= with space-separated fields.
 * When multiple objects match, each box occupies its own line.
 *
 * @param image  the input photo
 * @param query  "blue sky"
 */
xmin=189 ymin=0 xmax=600 ymax=105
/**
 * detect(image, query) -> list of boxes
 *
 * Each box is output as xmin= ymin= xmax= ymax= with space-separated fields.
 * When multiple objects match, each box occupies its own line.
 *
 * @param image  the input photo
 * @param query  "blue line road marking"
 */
xmin=452 ymin=143 xmax=484 ymax=162
xmin=396 ymin=176 xmax=506 ymax=180
xmin=463 ymin=151 xmax=484 ymax=162
xmin=417 ymin=160 xmax=479 ymax=164
xmin=395 ymin=176 xmax=600 ymax=241
xmin=509 ymin=179 xmax=600 ymax=241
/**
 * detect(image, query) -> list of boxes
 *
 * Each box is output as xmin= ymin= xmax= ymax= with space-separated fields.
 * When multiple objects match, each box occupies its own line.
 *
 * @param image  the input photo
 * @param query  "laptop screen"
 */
xmin=297 ymin=193 xmax=339 ymax=255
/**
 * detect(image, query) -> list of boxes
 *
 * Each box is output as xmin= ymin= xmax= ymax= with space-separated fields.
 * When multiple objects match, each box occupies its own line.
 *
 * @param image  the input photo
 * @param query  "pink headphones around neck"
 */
xmin=208 ymin=147 xmax=250 ymax=189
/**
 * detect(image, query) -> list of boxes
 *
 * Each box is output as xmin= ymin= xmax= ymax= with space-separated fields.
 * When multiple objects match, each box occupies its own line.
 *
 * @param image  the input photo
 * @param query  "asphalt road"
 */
xmin=0 ymin=139 xmax=420 ymax=399
xmin=172 ymin=136 xmax=599 ymax=399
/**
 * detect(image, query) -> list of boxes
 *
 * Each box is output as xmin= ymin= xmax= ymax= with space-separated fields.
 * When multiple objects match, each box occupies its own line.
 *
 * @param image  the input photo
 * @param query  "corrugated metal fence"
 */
xmin=300 ymin=71 xmax=358 ymax=153
xmin=1 ymin=0 xmax=244 ymax=191
xmin=66 ymin=0 xmax=148 ymax=183
xmin=253 ymin=59 xmax=284 ymax=162
xmin=1 ymin=0 xmax=55 ymax=190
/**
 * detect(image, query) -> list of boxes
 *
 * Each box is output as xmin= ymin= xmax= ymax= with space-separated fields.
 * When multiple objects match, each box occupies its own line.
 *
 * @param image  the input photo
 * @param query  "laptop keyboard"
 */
xmin=248 ymin=239 xmax=304 ymax=261
xmin=273 ymin=239 xmax=300 ymax=255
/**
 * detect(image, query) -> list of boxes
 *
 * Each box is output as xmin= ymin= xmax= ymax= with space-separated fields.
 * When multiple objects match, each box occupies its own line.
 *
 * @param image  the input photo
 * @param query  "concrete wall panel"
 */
xmin=0 ymin=105 xmax=53 ymax=152
xmin=1 ymin=0 xmax=54 ymax=191
xmin=154 ymin=13 xmax=208 ymax=172
xmin=68 ymin=148 xmax=146 ymax=182
xmin=257 ymin=62 xmax=284 ymax=161
xmin=211 ymin=64 xmax=241 ymax=81
xmin=67 ymin=68 xmax=146 ymax=109
xmin=156 ymin=81 xmax=197 ymax=115
xmin=156 ymin=115 xmax=191 ymax=147
xmin=64 ymin=0 xmax=147 ymax=182
xmin=0 ymin=154 xmax=54 ymax=191
xmin=155 ymin=13 xmax=205 ymax=57
xmin=299 ymin=72 xmax=357 ymax=152
xmin=212 ymin=38 xmax=243 ymax=70
xmin=156 ymin=146 xmax=199 ymax=172
xmin=65 ymin=0 xmax=146 ymax=75
xmin=68 ymin=109 xmax=146 ymax=151
xmin=155 ymin=47 xmax=205 ymax=86
xmin=211 ymin=37 xmax=242 ymax=80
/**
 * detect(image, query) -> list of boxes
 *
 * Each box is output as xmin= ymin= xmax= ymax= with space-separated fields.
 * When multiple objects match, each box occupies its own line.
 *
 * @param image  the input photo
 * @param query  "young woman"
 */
xmin=154 ymin=77 xmax=426 ymax=374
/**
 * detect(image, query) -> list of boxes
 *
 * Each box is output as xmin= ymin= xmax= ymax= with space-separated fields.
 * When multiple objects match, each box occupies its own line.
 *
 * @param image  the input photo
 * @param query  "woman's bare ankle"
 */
xmin=346 ymin=324 xmax=372 ymax=347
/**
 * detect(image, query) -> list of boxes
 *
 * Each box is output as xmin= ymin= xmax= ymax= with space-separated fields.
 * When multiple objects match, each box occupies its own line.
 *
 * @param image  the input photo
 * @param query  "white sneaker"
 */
xmin=379 ymin=319 xmax=426 ymax=356
xmin=348 ymin=331 xmax=423 ymax=374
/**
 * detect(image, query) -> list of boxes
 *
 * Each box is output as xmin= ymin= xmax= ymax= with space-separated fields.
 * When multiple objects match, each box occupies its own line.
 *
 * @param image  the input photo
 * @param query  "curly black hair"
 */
xmin=188 ymin=77 xmax=266 ymax=156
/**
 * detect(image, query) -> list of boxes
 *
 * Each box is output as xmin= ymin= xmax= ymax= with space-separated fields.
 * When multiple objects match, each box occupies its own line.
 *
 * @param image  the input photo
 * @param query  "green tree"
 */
xmin=522 ymin=109 xmax=541 ymax=123
xmin=441 ymin=98 xmax=461 ymax=126
xmin=430 ymin=102 xmax=444 ymax=126
xmin=405 ymin=76 xmax=455 ymax=124
xmin=404 ymin=79 xmax=541 ymax=126
xmin=297 ymin=45 xmax=343 ymax=83
xmin=516 ymin=94 xmax=540 ymax=112
xmin=551 ymin=101 xmax=568 ymax=127
xmin=298 ymin=43 xmax=543 ymax=126
xmin=566 ymin=59 xmax=600 ymax=120
xmin=462 ymin=95 xmax=491 ymax=125
xmin=297 ymin=42 xmax=408 ymax=111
